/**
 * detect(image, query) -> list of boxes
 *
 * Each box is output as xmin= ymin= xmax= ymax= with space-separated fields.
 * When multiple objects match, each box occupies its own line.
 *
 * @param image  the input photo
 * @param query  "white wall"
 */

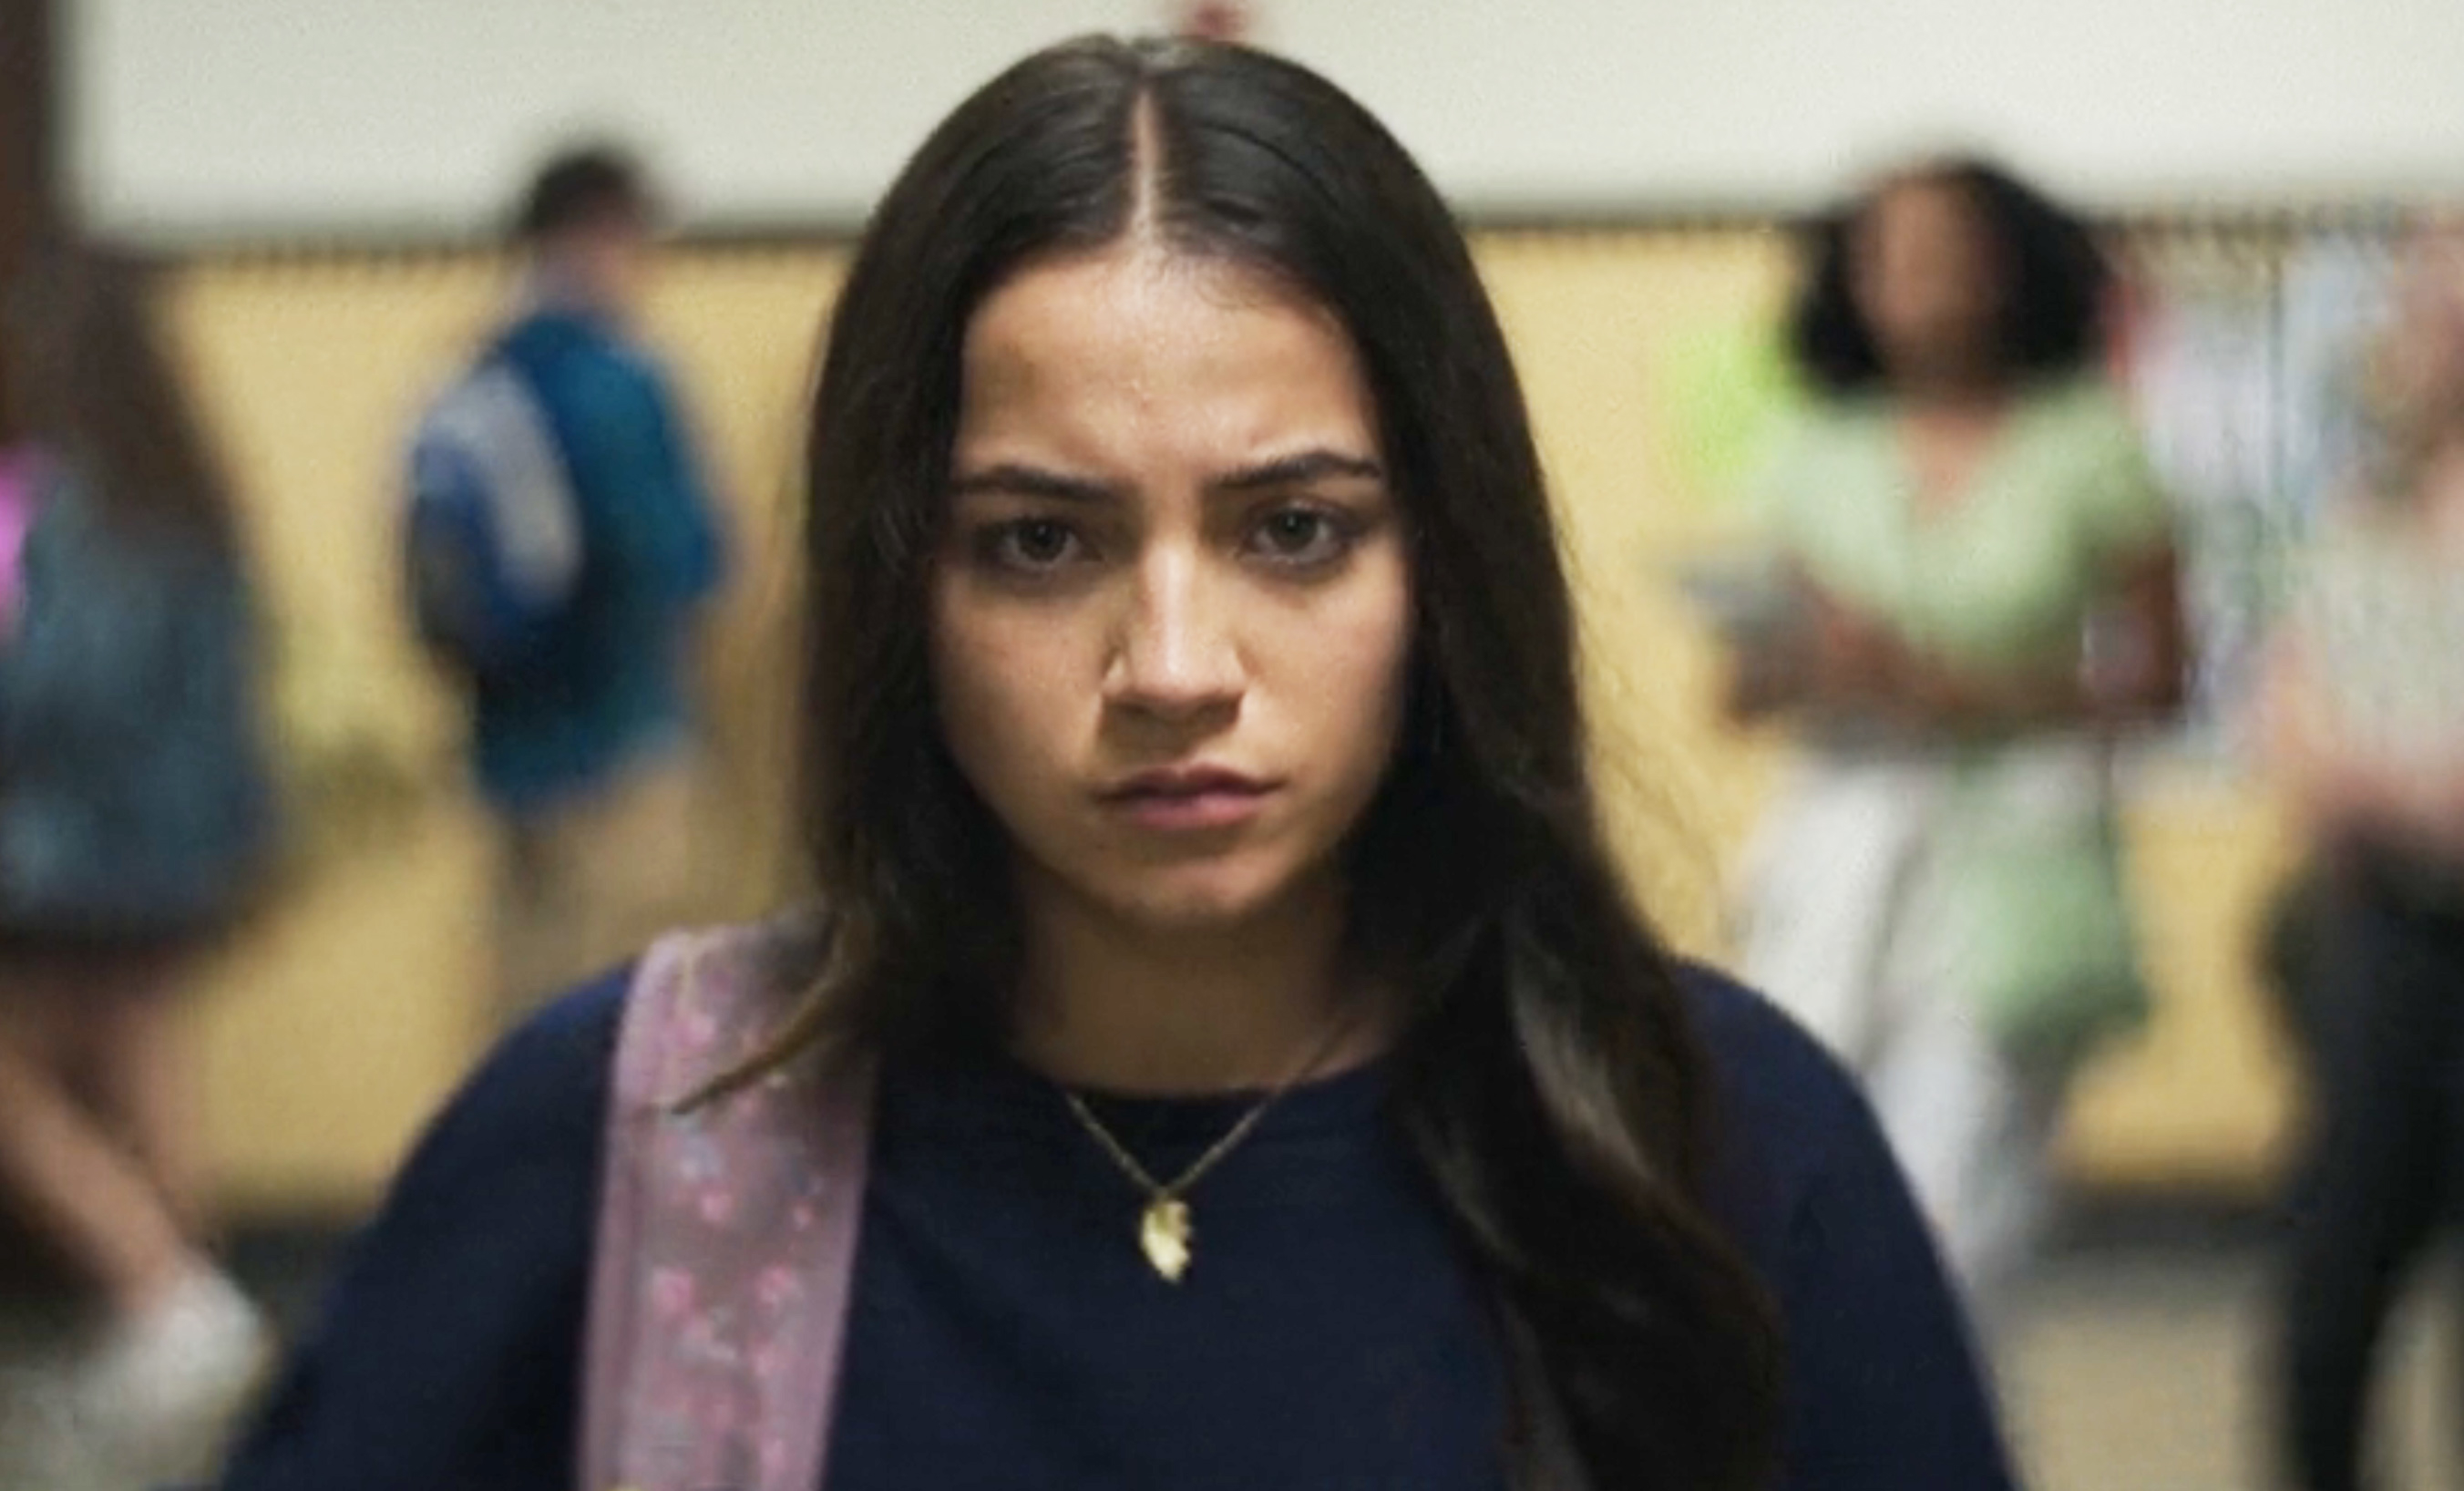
xmin=71 ymin=0 xmax=2464 ymax=237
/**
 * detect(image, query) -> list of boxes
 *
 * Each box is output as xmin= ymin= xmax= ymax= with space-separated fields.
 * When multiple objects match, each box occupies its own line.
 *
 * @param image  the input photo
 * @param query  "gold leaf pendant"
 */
xmin=1139 ymin=1198 xmax=1194 ymax=1282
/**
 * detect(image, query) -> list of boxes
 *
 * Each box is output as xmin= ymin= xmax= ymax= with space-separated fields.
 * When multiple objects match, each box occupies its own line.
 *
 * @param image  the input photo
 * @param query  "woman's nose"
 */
xmin=1102 ymin=544 xmax=1245 ymax=722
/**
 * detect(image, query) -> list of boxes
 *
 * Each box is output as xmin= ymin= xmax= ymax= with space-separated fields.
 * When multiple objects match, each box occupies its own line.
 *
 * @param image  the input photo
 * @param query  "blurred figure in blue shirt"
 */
xmin=407 ymin=145 xmax=731 ymax=1017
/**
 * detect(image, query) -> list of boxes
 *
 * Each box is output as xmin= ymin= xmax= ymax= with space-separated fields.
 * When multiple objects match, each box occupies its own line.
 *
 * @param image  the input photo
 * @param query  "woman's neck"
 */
xmin=1894 ymin=375 xmax=2012 ymax=418
xmin=1007 ymin=871 xmax=1386 ymax=1095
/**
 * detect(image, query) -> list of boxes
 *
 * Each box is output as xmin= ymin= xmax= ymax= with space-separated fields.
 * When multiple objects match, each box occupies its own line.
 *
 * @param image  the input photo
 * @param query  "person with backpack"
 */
xmin=408 ymin=145 xmax=730 ymax=1019
xmin=0 ymin=242 xmax=279 ymax=1486
xmin=220 ymin=37 xmax=2012 ymax=1491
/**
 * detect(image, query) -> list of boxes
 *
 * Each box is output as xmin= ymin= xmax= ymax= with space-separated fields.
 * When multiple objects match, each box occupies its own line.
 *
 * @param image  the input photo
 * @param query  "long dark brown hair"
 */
xmin=786 ymin=36 xmax=1781 ymax=1490
xmin=1 ymin=242 xmax=240 ymax=545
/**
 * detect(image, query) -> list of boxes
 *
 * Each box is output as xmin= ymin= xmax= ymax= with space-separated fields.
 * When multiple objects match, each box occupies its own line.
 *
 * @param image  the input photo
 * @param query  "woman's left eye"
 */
xmin=1247 ymin=507 xmax=1353 ymax=568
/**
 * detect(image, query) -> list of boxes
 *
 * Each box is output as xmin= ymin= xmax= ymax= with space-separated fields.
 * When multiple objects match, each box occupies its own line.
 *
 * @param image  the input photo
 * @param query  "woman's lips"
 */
xmin=1099 ymin=767 xmax=1278 ymax=831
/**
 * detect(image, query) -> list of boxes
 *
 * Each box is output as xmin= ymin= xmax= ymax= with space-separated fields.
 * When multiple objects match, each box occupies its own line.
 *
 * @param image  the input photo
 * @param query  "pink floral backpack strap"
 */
xmin=579 ymin=924 xmax=877 ymax=1491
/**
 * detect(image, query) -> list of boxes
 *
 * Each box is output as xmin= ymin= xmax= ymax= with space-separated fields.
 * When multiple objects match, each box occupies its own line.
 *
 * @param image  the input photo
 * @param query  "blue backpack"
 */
xmin=404 ymin=357 xmax=584 ymax=675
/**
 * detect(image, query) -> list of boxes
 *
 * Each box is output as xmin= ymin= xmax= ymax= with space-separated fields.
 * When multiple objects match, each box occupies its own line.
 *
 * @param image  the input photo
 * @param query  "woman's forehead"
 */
xmin=966 ymin=245 xmax=1340 ymax=369
xmin=953 ymin=245 xmax=1378 ymax=478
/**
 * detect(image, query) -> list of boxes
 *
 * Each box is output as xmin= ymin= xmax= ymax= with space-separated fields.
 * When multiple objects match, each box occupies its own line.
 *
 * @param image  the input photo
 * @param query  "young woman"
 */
xmin=0 ymin=244 xmax=279 ymax=1483
xmin=2261 ymin=227 xmax=2464 ymax=1491
xmin=219 ymin=38 xmax=2010 ymax=1491
xmin=1728 ymin=160 xmax=2188 ymax=1339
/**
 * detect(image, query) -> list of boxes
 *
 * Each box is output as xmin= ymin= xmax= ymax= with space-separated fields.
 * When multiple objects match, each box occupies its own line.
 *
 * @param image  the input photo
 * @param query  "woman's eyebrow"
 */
xmin=947 ymin=463 xmax=1124 ymax=503
xmin=948 ymin=449 xmax=1383 ymax=504
xmin=1210 ymin=449 xmax=1385 ymax=494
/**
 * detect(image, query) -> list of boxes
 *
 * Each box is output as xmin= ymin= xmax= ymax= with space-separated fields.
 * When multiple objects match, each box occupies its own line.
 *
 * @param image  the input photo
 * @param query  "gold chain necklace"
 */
xmin=1058 ymin=1014 xmax=1360 ymax=1284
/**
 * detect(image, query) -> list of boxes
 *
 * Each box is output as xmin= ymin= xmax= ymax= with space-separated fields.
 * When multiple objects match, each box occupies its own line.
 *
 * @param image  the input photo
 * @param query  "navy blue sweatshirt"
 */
xmin=217 ymin=966 xmax=2015 ymax=1490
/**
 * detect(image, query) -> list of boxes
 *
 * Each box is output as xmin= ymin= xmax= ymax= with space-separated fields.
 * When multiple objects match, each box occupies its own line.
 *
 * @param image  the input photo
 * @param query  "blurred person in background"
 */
xmin=217 ymin=36 xmax=2015 ymax=1491
xmin=0 ymin=243 xmax=280 ymax=1484
xmin=406 ymin=144 xmax=730 ymax=1021
xmin=1725 ymin=159 xmax=2189 ymax=1342
xmin=2261 ymin=221 xmax=2464 ymax=1491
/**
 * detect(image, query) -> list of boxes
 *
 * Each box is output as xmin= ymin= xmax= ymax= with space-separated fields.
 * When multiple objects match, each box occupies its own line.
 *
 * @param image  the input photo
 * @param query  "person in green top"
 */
xmin=1723 ymin=159 xmax=2190 ymax=1342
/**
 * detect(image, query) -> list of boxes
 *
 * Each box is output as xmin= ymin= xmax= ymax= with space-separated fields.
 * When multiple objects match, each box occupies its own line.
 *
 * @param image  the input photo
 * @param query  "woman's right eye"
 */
xmin=977 ymin=517 xmax=1087 ymax=572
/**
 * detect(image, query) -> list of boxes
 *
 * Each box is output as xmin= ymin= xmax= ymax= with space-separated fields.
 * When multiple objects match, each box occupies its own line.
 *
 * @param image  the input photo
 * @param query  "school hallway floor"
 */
xmin=0 ymin=1232 xmax=2453 ymax=1488
xmin=2007 ymin=1246 xmax=2454 ymax=1490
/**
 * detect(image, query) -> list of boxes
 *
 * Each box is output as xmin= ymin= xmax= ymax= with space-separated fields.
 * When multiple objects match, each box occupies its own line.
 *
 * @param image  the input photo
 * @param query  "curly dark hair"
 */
xmin=1787 ymin=157 xmax=2111 ymax=395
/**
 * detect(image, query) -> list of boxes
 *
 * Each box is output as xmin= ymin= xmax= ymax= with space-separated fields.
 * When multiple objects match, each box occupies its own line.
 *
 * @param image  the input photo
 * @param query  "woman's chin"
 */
xmin=1074 ymin=859 xmax=1326 ymax=941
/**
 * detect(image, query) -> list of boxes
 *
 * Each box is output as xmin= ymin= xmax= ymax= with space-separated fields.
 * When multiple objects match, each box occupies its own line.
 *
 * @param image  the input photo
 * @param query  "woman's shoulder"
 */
xmin=1676 ymin=962 xmax=2019 ymax=1485
xmin=1766 ymin=394 xmax=1891 ymax=458
xmin=1678 ymin=961 xmax=1866 ymax=1133
xmin=406 ymin=962 xmax=635 ymax=1186
xmin=502 ymin=963 xmax=634 ymax=1084
xmin=476 ymin=918 xmax=825 ymax=1131
xmin=19 ymin=462 xmax=246 ymax=603
xmin=1750 ymin=398 xmax=1891 ymax=536
xmin=1673 ymin=961 xmax=1891 ymax=1236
